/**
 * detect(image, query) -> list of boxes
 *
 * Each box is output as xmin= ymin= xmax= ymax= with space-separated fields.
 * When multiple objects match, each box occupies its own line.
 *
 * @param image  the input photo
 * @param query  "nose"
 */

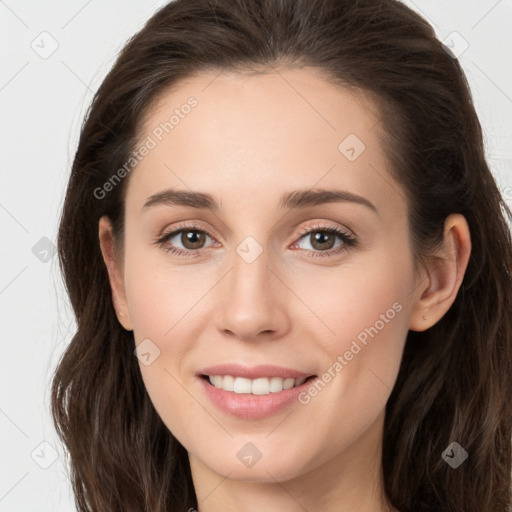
xmin=214 ymin=243 xmax=291 ymax=342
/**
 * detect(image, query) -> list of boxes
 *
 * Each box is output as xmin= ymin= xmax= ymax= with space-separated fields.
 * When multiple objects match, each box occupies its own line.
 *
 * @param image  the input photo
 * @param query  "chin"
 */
xmin=197 ymin=444 xmax=314 ymax=483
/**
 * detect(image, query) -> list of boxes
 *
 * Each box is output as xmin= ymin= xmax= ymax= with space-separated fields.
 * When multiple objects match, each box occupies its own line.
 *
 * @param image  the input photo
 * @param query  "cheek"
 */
xmin=123 ymin=241 xmax=202 ymax=336
xmin=122 ymin=245 xmax=214 ymax=412
xmin=124 ymin=261 xmax=204 ymax=440
xmin=289 ymin=269 xmax=411 ymax=462
xmin=291 ymin=247 xmax=412 ymax=348
xmin=126 ymin=273 xmax=178 ymax=335
xmin=292 ymin=249 xmax=412 ymax=411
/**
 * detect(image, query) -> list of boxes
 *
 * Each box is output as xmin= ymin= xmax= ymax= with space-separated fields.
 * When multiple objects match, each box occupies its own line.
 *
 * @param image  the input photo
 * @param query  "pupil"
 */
xmin=183 ymin=230 xmax=204 ymax=248
xmin=313 ymin=231 xmax=334 ymax=250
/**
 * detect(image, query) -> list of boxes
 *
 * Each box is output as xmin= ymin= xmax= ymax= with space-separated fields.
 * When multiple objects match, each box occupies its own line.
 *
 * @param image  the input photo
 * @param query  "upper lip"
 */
xmin=198 ymin=363 xmax=315 ymax=379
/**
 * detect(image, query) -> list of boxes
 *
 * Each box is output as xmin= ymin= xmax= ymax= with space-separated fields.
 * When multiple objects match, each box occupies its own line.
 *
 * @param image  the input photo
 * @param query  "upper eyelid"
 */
xmin=295 ymin=222 xmax=354 ymax=238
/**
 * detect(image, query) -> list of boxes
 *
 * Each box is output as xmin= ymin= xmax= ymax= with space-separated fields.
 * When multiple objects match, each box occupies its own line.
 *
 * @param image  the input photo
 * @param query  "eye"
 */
xmin=155 ymin=223 xmax=217 ymax=258
xmin=292 ymin=224 xmax=357 ymax=258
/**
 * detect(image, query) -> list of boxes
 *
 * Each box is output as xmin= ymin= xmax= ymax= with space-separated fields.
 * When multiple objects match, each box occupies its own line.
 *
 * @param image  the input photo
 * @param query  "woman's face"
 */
xmin=104 ymin=67 xmax=426 ymax=485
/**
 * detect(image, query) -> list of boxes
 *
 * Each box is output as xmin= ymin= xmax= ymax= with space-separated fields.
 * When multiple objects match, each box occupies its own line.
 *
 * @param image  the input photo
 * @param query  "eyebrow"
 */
xmin=142 ymin=187 xmax=378 ymax=214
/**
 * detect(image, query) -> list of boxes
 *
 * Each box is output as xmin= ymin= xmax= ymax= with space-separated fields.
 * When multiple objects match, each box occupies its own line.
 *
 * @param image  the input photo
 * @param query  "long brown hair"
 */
xmin=51 ymin=0 xmax=512 ymax=510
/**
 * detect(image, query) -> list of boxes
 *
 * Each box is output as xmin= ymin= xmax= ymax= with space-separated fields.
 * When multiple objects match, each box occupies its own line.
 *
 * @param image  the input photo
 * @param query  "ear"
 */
xmin=98 ymin=215 xmax=133 ymax=331
xmin=409 ymin=213 xmax=471 ymax=332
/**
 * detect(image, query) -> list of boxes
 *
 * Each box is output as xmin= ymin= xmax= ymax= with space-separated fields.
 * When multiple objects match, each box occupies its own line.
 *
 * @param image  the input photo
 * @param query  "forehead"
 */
xmin=139 ymin=66 xmax=381 ymax=149
xmin=126 ymin=66 xmax=404 ymax=222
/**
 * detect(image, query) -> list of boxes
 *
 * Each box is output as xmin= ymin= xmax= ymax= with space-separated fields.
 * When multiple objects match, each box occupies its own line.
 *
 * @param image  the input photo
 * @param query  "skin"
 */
xmin=99 ymin=66 xmax=471 ymax=512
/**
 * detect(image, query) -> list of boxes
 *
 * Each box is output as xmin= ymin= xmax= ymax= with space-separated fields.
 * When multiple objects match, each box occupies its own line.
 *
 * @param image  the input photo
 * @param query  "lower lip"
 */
xmin=198 ymin=376 xmax=317 ymax=419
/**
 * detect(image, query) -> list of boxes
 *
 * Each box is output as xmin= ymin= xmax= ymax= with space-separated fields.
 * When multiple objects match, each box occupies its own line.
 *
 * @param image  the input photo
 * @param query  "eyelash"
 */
xmin=154 ymin=222 xmax=357 ymax=259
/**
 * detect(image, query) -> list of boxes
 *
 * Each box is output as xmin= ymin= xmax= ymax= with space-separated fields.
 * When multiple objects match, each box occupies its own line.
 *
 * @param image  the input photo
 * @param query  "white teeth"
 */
xmin=233 ymin=377 xmax=252 ymax=394
xmin=269 ymin=377 xmax=284 ymax=393
xmin=252 ymin=377 xmax=270 ymax=395
xmin=294 ymin=376 xmax=306 ymax=387
xmin=206 ymin=375 xmax=309 ymax=394
xmin=223 ymin=375 xmax=235 ymax=391
xmin=283 ymin=377 xmax=295 ymax=390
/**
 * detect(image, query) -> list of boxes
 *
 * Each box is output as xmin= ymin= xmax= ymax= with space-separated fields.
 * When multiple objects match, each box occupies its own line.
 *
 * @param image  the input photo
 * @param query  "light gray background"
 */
xmin=1 ymin=1 xmax=511 ymax=510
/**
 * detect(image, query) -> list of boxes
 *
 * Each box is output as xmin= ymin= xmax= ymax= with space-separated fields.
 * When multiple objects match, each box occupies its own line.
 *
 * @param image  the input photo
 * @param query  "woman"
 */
xmin=51 ymin=0 xmax=512 ymax=510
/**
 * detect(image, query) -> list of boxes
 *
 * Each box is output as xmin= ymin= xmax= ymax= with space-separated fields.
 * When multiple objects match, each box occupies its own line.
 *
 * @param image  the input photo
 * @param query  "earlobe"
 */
xmin=98 ymin=216 xmax=134 ymax=331
xmin=409 ymin=213 xmax=471 ymax=332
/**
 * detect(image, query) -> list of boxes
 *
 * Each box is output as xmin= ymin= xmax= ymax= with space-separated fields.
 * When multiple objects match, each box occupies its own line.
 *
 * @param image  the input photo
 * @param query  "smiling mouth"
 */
xmin=200 ymin=374 xmax=317 ymax=395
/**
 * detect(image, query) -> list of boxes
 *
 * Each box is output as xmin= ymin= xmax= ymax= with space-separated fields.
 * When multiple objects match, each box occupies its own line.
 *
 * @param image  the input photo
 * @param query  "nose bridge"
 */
xmin=214 ymin=235 xmax=288 ymax=339
xmin=229 ymin=235 xmax=274 ymax=309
